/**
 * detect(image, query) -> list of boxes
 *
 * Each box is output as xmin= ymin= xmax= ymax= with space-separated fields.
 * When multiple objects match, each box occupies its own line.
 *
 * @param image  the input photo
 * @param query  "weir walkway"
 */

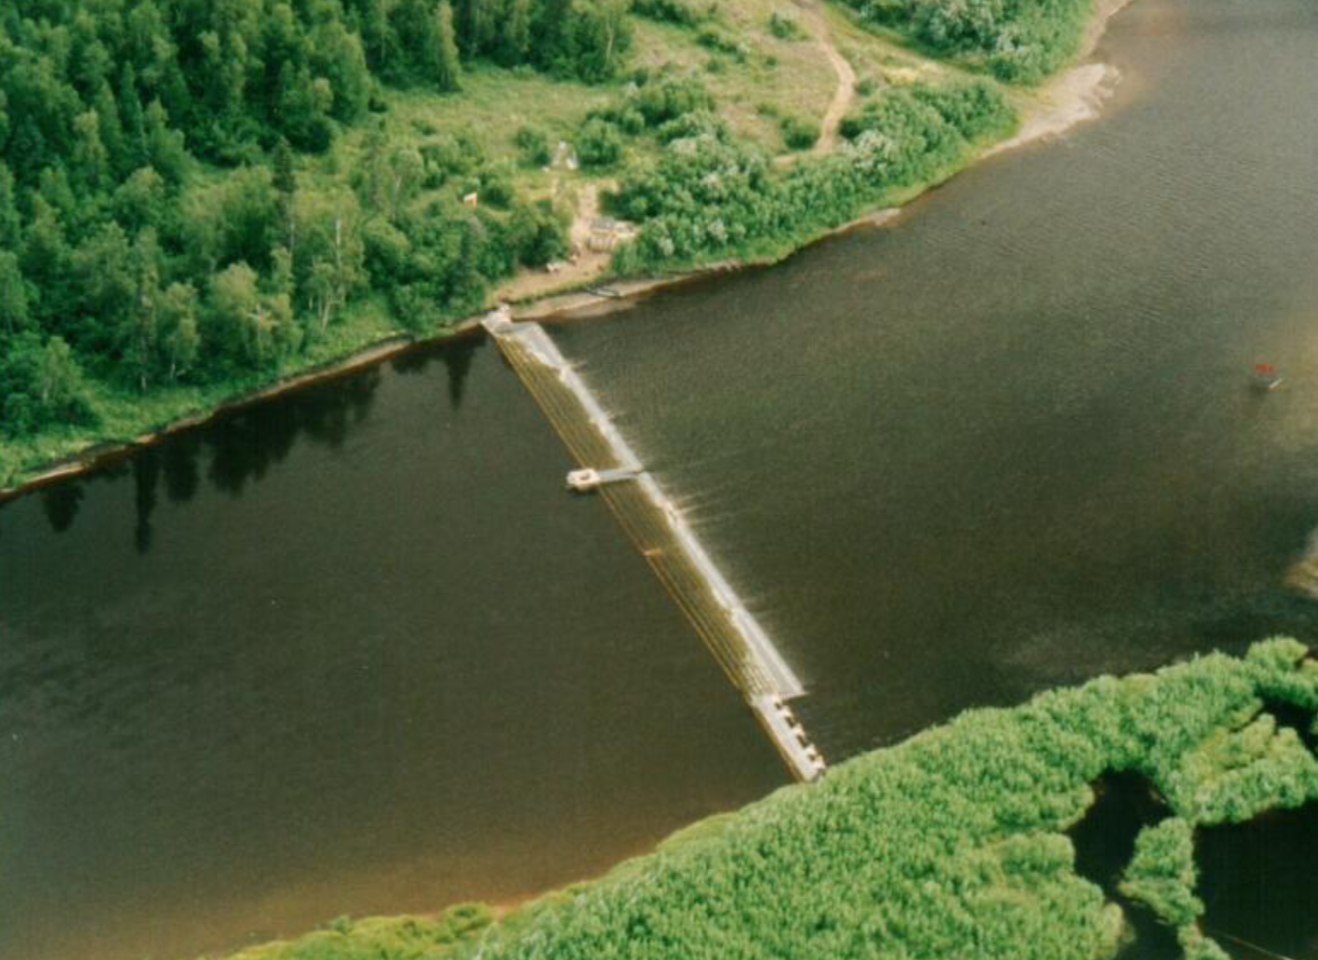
xmin=482 ymin=307 xmax=827 ymax=782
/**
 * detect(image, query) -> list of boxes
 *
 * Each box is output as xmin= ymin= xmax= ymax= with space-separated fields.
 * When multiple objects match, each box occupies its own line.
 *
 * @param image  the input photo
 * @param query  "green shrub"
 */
xmin=513 ymin=127 xmax=553 ymax=168
xmin=630 ymin=0 xmax=709 ymax=26
xmin=207 ymin=643 xmax=1318 ymax=960
xmin=615 ymin=80 xmax=1016 ymax=270
xmin=780 ymin=115 xmax=821 ymax=150
xmin=576 ymin=118 xmax=625 ymax=168
xmin=696 ymin=27 xmax=749 ymax=60
xmin=838 ymin=0 xmax=1091 ymax=83
xmin=477 ymin=163 xmax=518 ymax=209
xmin=767 ymin=11 xmax=804 ymax=40
xmin=634 ymin=76 xmax=716 ymax=126
xmin=1119 ymin=818 xmax=1203 ymax=927
xmin=216 ymin=904 xmax=495 ymax=960
xmin=655 ymin=110 xmax=730 ymax=144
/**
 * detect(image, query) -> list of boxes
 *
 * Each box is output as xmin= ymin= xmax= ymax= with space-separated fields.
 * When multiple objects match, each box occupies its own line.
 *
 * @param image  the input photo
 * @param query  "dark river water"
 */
xmin=0 ymin=341 xmax=786 ymax=960
xmin=555 ymin=0 xmax=1318 ymax=753
xmin=3 ymin=0 xmax=1318 ymax=956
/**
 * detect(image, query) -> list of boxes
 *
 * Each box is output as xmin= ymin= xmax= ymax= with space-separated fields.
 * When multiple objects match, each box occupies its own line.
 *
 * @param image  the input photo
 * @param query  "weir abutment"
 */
xmin=482 ymin=308 xmax=826 ymax=782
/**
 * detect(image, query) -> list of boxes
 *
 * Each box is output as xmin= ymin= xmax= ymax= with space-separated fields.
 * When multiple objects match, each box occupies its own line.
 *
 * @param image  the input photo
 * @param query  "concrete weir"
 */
xmin=482 ymin=307 xmax=826 ymax=782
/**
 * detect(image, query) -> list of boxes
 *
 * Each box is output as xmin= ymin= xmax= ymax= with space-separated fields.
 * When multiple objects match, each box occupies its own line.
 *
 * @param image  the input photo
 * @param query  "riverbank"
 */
xmin=0 ymin=1 xmax=1131 ymax=503
xmin=196 ymin=640 xmax=1318 ymax=960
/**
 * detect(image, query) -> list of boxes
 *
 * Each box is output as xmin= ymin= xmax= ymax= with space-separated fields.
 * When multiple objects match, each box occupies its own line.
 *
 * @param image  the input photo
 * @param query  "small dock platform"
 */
xmin=567 ymin=467 xmax=640 ymax=491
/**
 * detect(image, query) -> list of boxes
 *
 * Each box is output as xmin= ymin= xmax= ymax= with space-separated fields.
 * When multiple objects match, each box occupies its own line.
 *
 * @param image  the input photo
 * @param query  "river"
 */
xmin=3 ymin=0 xmax=1317 ymax=955
xmin=0 ymin=340 xmax=786 ymax=960
xmin=555 ymin=0 xmax=1318 ymax=754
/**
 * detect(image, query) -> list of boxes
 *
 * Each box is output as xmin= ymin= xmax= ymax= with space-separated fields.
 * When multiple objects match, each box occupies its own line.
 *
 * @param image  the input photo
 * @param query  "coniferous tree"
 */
xmin=0 ymin=252 xmax=29 ymax=336
xmin=435 ymin=2 xmax=463 ymax=92
xmin=312 ymin=20 xmax=373 ymax=123
xmin=499 ymin=0 xmax=533 ymax=66
xmin=20 ymin=199 xmax=73 ymax=329
xmin=92 ymin=83 xmax=128 ymax=178
xmin=535 ymin=0 xmax=574 ymax=69
xmin=112 ymin=167 xmax=168 ymax=235
xmin=353 ymin=0 xmax=400 ymax=77
xmin=273 ymin=139 xmax=299 ymax=260
xmin=71 ymin=110 xmax=111 ymax=194
xmin=0 ymin=162 xmax=20 ymax=251
xmin=121 ymin=229 xmax=163 ymax=392
xmin=0 ymin=0 xmax=577 ymax=422
xmin=277 ymin=63 xmax=335 ymax=152
xmin=118 ymin=64 xmax=148 ymax=172
xmin=455 ymin=0 xmax=495 ymax=57
xmin=143 ymin=100 xmax=190 ymax=183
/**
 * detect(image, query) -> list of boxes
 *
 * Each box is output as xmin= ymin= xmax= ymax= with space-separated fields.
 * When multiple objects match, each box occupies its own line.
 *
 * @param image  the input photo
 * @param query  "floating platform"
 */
xmin=567 ymin=467 xmax=639 ymax=492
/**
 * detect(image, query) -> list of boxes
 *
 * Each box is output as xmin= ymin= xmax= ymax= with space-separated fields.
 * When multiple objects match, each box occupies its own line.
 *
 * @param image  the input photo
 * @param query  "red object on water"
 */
xmin=1255 ymin=363 xmax=1276 ymax=375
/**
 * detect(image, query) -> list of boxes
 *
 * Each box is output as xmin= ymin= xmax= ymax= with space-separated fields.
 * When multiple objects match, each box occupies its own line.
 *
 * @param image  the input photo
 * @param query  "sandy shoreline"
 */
xmin=0 ymin=0 xmax=1134 ymax=503
xmin=989 ymin=0 xmax=1133 ymax=157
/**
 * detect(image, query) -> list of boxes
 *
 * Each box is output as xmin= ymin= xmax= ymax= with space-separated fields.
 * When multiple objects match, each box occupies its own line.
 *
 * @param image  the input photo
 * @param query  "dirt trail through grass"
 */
xmin=800 ymin=0 xmax=857 ymax=153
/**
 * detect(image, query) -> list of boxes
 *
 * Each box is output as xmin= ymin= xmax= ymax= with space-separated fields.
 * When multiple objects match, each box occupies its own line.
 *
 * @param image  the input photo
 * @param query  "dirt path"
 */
xmin=799 ymin=1 xmax=857 ymax=154
xmin=495 ymin=182 xmax=614 ymax=303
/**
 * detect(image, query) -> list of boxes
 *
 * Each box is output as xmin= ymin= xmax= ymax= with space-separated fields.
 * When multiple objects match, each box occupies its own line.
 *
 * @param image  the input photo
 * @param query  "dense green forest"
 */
xmin=205 ymin=641 xmax=1318 ymax=960
xmin=0 ymin=0 xmax=1093 ymax=486
xmin=0 ymin=0 xmax=621 ymax=440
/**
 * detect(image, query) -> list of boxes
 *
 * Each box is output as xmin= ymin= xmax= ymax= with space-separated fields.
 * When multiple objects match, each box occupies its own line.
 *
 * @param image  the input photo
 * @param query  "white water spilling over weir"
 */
xmin=482 ymin=308 xmax=826 ymax=782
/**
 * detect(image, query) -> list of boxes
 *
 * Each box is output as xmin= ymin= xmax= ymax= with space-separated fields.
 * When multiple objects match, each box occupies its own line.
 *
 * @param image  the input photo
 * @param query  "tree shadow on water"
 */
xmin=206 ymin=366 xmax=381 ymax=497
xmin=133 ymin=449 xmax=159 ymax=554
xmin=14 ymin=334 xmax=489 ymax=544
xmin=391 ymin=333 xmax=486 ymax=412
xmin=14 ymin=363 xmax=388 ymax=542
xmin=39 ymin=481 xmax=86 ymax=534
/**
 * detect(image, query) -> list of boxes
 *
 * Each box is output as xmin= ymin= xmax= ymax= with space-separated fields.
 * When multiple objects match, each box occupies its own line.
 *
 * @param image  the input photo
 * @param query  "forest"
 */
xmin=0 ymin=0 xmax=622 ymax=442
xmin=0 ymin=0 xmax=1092 ymax=486
xmin=203 ymin=640 xmax=1318 ymax=960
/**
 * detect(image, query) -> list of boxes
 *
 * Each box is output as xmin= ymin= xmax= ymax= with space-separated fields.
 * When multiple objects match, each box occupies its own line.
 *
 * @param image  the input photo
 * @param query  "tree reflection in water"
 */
xmin=16 ymin=335 xmax=488 ymax=545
